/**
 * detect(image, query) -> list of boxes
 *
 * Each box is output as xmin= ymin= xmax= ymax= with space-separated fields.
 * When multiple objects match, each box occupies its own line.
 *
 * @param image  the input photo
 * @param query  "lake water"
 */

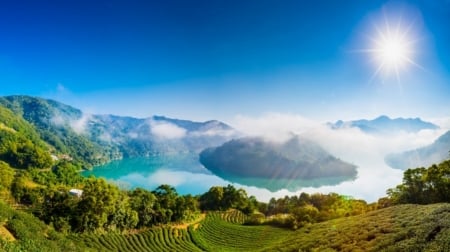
xmin=82 ymin=153 xmax=356 ymax=200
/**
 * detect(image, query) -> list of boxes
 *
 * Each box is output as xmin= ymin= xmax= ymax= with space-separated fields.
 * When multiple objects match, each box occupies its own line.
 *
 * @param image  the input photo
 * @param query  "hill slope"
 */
xmin=0 ymin=95 xmax=238 ymax=167
xmin=385 ymin=130 xmax=450 ymax=170
xmin=200 ymin=136 xmax=357 ymax=180
xmin=264 ymin=203 xmax=450 ymax=251
xmin=0 ymin=105 xmax=52 ymax=169
xmin=73 ymin=203 xmax=450 ymax=252
xmin=0 ymin=96 xmax=113 ymax=167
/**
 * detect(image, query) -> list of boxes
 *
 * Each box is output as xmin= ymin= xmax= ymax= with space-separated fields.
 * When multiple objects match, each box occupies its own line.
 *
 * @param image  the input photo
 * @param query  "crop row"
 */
xmin=76 ymin=211 xmax=293 ymax=252
xmin=189 ymin=212 xmax=292 ymax=251
xmin=220 ymin=209 xmax=247 ymax=224
xmin=77 ymin=227 xmax=202 ymax=252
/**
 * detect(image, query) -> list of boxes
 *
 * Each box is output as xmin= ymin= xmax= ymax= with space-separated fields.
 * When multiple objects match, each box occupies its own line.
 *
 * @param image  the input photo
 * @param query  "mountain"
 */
xmin=385 ymin=130 xmax=450 ymax=170
xmin=0 ymin=95 xmax=115 ymax=167
xmin=0 ymin=95 xmax=238 ymax=168
xmin=328 ymin=115 xmax=439 ymax=134
xmin=199 ymin=136 xmax=357 ymax=182
xmin=89 ymin=114 xmax=238 ymax=157
xmin=0 ymin=105 xmax=52 ymax=169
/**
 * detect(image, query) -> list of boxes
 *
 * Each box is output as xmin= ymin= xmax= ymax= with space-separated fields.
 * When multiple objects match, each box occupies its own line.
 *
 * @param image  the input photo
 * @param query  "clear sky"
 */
xmin=0 ymin=0 xmax=449 ymax=122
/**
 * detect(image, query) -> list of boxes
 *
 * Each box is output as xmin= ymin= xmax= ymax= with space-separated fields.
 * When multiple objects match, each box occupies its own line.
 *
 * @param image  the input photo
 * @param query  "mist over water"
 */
xmin=83 ymin=114 xmax=449 ymax=203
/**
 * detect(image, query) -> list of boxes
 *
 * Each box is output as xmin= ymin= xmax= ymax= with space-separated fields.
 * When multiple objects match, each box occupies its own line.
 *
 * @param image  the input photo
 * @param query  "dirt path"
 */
xmin=171 ymin=213 xmax=206 ymax=229
xmin=0 ymin=224 xmax=16 ymax=241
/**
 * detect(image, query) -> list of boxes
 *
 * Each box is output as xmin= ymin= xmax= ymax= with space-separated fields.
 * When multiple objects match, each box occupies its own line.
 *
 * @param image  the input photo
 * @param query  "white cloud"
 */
xmin=70 ymin=113 xmax=93 ymax=134
xmin=227 ymin=113 xmax=447 ymax=202
xmin=429 ymin=116 xmax=450 ymax=130
xmin=50 ymin=114 xmax=65 ymax=126
xmin=189 ymin=128 xmax=238 ymax=138
xmin=88 ymin=113 xmax=450 ymax=203
xmin=231 ymin=113 xmax=320 ymax=142
xmin=128 ymin=132 xmax=139 ymax=139
xmin=99 ymin=132 xmax=113 ymax=142
xmin=149 ymin=120 xmax=187 ymax=139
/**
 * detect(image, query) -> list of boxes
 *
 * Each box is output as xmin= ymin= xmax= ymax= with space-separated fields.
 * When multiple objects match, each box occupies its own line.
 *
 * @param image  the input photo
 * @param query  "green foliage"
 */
xmin=0 ymin=96 xmax=110 ymax=168
xmin=388 ymin=160 xmax=450 ymax=204
xmin=53 ymin=161 xmax=84 ymax=186
xmin=75 ymin=178 xmax=121 ymax=232
xmin=0 ymin=104 xmax=52 ymax=169
xmin=199 ymin=184 xmax=256 ymax=214
xmin=0 ymin=105 xmax=53 ymax=169
xmin=0 ymin=200 xmax=89 ymax=252
xmin=263 ymin=192 xmax=372 ymax=229
xmin=129 ymin=188 xmax=158 ymax=227
xmin=263 ymin=203 xmax=450 ymax=252
xmin=0 ymin=161 xmax=14 ymax=190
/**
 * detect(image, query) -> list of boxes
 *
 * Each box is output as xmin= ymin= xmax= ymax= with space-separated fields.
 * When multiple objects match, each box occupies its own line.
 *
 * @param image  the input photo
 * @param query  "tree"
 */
xmin=129 ymin=188 xmax=157 ymax=227
xmin=199 ymin=186 xmax=224 ymax=211
xmin=0 ymin=161 xmax=14 ymax=190
xmin=152 ymin=184 xmax=178 ymax=223
xmin=387 ymin=160 xmax=450 ymax=204
xmin=75 ymin=178 xmax=120 ymax=232
xmin=108 ymin=191 xmax=138 ymax=230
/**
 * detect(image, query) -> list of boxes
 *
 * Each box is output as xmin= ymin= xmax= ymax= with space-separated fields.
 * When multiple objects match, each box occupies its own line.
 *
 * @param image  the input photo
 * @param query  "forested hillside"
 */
xmin=0 ymin=95 xmax=238 ymax=168
xmin=0 ymin=96 xmax=113 ymax=167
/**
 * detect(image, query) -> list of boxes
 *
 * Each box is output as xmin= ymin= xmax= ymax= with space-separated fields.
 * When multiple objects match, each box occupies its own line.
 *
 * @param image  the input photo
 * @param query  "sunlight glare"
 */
xmin=372 ymin=25 xmax=415 ymax=78
xmin=359 ymin=7 xmax=424 ymax=83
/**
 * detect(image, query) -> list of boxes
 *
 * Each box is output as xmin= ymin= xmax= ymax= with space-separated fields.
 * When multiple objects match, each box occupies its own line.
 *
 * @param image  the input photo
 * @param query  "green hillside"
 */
xmin=264 ymin=203 xmax=450 ymax=251
xmin=0 ymin=105 xmax=52 ymax=169
xmin=0 ymin=201 xmax=91 ymax=252
xmin=0 ymin=96 xmax=112 ymax=168
xmin=71 ymin=204 xmax=450 ymax=252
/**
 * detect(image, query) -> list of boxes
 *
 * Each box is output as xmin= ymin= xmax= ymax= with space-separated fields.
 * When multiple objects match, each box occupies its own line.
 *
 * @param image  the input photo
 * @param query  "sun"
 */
xmin=371 ymin=26 xmax=415 ymax=78
xmin=359 ymin=9 xmax=423 ymax=82
xmin=376 ymin=35 xmax=411 ymax=68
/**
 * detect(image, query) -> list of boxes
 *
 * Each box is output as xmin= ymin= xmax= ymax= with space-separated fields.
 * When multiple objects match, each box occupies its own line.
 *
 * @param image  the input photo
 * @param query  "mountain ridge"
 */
xmin=0 ymin=95 xmax=238 ymax=168
xmin=385 ymin=130 xmax=450 ymax=170
xmin=328 ymin=115 xmax=439 ymax=134
xmin=199 ymin=136 xmax=358 ymax=185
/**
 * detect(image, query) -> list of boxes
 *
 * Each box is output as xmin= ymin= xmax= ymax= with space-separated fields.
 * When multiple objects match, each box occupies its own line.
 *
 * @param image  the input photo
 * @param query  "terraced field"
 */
xmin=74 ymin=227 xmax=202 ymax=252
xmin=189 ymin=211 xmax=291 ymax=251
xmin=77 ymin=210 xmax=291 ymax=252
xmin=76 ymin=204 xmax=450 ymax=252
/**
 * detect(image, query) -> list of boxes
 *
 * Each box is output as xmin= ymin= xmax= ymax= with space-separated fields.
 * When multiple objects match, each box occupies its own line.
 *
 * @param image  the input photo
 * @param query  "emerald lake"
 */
xmin=82 ymin=153 xmax=357 ymax=201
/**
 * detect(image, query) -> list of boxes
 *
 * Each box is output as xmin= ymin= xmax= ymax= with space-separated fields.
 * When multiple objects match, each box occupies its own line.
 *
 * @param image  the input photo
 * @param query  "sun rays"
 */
xmin=357 ymin=8 xmax=424 ymax=84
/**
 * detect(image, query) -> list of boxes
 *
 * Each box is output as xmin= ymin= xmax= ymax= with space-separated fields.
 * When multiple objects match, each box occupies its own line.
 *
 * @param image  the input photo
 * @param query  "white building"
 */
xmin=69 ymin=189 xmax=83 ymax=198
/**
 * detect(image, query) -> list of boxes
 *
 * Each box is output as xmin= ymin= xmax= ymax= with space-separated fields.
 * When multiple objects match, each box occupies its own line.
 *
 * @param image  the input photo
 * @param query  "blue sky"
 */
xmin=0 ymin=0 xmax=449 ymax=122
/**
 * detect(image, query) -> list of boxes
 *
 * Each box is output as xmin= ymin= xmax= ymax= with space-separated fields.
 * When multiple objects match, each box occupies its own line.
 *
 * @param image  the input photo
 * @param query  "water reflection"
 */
xmin=83 ymin=153 xmax=356 ymax=196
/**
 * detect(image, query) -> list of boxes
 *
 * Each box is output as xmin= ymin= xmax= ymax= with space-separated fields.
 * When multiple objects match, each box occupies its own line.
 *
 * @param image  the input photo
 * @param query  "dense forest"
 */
xmin=1 ymin=101 xmax=450 ymax=251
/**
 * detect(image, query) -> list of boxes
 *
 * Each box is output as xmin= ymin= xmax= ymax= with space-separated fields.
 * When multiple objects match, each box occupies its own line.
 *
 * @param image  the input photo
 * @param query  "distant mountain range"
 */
xmin=328 ymin=115 xmax=439 ymax=134
xmin=385 ymin=130 xmax=450 ymax=170
xmin=199 ymin=136 xmax=357 ymax=181
xmin=0 ymin=95 xmax=238 ymax=167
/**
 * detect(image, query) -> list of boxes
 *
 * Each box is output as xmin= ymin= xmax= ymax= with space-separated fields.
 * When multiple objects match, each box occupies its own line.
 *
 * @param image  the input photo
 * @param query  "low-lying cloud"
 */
xmin=70 ymin=113 xmax=93 ymax=135
xmin=232 ymin=113 xmax=320 ymax=142
xmin=230 ymin=113 xmax=449 ymax=202
xmin=149 ymin=120 xmax=187 ymax=139
xmin=50 ymin=112 xmax=93 ymax=135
